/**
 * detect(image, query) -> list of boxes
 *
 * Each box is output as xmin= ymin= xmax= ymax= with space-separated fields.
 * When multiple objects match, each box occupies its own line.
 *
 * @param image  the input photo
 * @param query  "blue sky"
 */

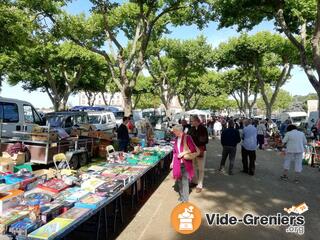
xmin=0 ymin=0 xmax=316 ymax=108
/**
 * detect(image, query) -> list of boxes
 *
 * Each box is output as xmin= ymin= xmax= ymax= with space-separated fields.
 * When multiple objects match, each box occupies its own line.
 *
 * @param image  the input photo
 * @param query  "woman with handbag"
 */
xmin=172 ymin=124 xmax=200 ymax=202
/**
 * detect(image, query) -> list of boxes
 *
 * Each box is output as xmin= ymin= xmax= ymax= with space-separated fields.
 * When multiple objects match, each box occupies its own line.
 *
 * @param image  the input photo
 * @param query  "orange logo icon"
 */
xmin=171 ymin=202 xmax=202 ymax=234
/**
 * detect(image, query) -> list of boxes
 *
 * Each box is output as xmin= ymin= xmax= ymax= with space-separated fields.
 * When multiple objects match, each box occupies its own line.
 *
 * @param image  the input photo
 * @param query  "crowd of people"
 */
xmin=172 ymin=115 xmax=308 ymax=203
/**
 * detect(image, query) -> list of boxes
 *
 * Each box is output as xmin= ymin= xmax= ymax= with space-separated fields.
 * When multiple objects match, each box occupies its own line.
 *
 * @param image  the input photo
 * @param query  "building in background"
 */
xmin=79 ymin=92 xmax=124 ymax=107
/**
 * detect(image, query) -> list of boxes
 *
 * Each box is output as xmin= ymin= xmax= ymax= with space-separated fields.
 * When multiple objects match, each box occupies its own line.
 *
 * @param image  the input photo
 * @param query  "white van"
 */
xmin=88 ymin=111 xmax=116 ymax=131
xmin=0 ymin=97 xmax=44 ymax=138
xmin=278 ymin=111 xmax=307 ymax=126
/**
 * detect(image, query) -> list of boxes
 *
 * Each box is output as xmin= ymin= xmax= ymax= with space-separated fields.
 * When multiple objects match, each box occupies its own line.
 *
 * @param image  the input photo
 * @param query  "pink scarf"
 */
xmin=172 ymin=134 xmax=195 ymax=180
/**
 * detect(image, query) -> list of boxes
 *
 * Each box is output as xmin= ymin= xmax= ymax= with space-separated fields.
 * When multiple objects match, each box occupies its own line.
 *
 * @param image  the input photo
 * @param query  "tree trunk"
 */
xmin=121 ymin=85 xmax=132 ymax=116
xmin=266 ymin=103 xmax=272 ymax=119
xmin=53 ymin=100 xmax=60 ymax=112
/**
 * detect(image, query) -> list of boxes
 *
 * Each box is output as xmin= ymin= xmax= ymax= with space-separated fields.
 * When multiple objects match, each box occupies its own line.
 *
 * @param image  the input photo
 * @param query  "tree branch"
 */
xmin=312 ymin=0 xmax=320 ymax=78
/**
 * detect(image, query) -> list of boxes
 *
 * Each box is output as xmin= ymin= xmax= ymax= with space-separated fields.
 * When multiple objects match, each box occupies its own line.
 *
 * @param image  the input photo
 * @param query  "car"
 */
xmin=88 ymin=111 xmax=117 ymax=132
xmin=45 ymin=111 xmax=88 ymax=134
xmin=0 ymin=97 xmax=45 ymax=138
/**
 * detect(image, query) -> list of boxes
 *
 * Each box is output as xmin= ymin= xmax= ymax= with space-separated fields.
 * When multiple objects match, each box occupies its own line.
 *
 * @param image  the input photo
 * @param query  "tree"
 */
xmin=214 ymin=32 xmax=296 ymax=118
xmin=132 ymin=75 xmax=155 ymax=109
xmin=257 ymin=87 xmax=293 ymax=114
xmin=8 ymin=40 xmax=107 ymax=111
xmin=146 ymin=36 xmax=214 ymax=113
xmin=0 ymin=0 xmax=35 ymax=90
xmin=197 ymin=94 xmax=237 ymax=111
xmin=221 ymin=69 xmax=259 ymax=117
xmin=48 ymin=1 xmax=212 ymax=115
xmin=212 ymin=0 xmax=320 ymax=117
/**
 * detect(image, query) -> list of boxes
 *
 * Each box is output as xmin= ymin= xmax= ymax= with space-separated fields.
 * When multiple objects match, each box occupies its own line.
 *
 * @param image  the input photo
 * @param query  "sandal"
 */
xmin=280 ymin=175 xmax=288 ymax=181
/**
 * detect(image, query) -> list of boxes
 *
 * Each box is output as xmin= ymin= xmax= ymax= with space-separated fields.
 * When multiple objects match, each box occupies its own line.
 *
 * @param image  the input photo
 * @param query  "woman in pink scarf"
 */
xmin=172 ymin=124 xmax=197 ymax=202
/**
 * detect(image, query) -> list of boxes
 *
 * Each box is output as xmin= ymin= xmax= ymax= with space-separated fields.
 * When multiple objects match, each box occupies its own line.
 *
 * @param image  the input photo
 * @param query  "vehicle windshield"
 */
xmin=114 ymin=111 xmax=124 ymax=119
xmin=88 ymin=115 xmax=101 ymax=124
xmin=292 ymin=116 xmax=307 ymax=123
xmin=47 ymin=116 xmax=64 ymax=128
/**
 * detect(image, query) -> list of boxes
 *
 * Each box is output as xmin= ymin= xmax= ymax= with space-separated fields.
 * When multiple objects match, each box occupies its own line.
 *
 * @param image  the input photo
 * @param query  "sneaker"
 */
xmin=280 ymin=175 xmax=288 ymax=181
xmin=294 ymin=179 xmax=300 ymax=184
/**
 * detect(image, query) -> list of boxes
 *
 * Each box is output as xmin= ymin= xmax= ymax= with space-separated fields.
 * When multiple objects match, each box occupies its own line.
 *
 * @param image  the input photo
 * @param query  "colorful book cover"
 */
xmin=81 ymin=178 xmax=105 ymax=193
xmin=74 ymin=194 xmax=106 ymax=209
xmin=58 ymin=207 xmax=90 ymax=220
xmin=28 ymin=218 xmax=73 ymax=239
xmin=38 ymin=179 xmax=69 ymax=194
xmin=65 ymin=189 xmax=89 ymax=203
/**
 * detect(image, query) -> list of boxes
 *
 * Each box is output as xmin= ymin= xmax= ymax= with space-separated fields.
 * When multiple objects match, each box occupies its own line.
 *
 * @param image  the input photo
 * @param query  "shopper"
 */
xmin=257 ymin=120 xmax=267 ymax=149
xmin=280 ymin=124 xmax=307 ymax=183
xmin=188 ymin=116 xmax=209 ymax=193
xmin=241 ymin=119 xmax=258 ymax=176
xmin=117 ymin=116 xmax=130 ymax=152
xmin=172 ymin=124 xmax=196 ymax=202
xmin=213 ymin=120 xmax=222 ymax=138
xmin=181 ymin=119 xmax=191 ymax=133
xmin=219 ymin=120 xmax=241 ymax=175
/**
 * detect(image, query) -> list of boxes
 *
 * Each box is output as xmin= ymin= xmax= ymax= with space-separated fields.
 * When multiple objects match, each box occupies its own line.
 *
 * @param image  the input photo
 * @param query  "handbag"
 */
xmin=182 ymin=135 xmax=200 ymax=160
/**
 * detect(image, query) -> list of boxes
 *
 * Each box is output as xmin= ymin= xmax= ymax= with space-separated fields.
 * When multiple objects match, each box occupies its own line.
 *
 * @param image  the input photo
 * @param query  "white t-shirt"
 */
xmin=177 ymin=137 xmax=182 ymax=153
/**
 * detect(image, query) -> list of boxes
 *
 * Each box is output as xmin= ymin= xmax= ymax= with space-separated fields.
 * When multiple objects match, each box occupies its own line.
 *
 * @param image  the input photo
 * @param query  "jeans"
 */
xmin=220 ymin=146 xmax=237 ymax=173
xmin=257 ymin=135 xmax=264 ymax=149
xmin=175 ymin=164 xmax=189 ymax=202
xmin=241 ymin=146 xmax=256 ymax=174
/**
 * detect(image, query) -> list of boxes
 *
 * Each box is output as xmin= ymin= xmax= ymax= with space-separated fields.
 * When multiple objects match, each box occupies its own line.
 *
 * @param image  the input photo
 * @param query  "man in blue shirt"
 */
xmin=241 ymin=119 xmax=258 ymax=175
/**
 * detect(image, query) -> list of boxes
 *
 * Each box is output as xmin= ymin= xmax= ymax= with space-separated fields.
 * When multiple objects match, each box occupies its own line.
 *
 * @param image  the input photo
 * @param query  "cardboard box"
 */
xmin=33 ymin=169 xmax=56 ymax=179
xmin=0 ymin=189 xmax=24 ymax=214
xmin=1 ymin=152 xmax=25 ymax=166
xmin=0 ymin=158 xmax=14 ymax=173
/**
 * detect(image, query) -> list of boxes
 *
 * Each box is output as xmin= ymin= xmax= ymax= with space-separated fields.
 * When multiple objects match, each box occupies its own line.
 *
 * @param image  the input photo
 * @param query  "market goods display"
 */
xmin=0 ymin=145 xmax=172 ymax=240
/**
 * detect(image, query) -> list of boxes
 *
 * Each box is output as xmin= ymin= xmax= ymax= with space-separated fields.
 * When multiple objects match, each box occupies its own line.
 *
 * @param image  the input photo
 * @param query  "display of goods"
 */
xmin=81 ymin=178 xmax=106 ymax=193
xmin=25 ymin=192 xmax=52 ymax=204
xmin=107 ymin=152 xmax=127 ymax=164
xmin=88 ymin=165 xmax=106 ymax=172
xmin=64 ymin=188 xmax=89 ymax=203
xmin=38 ymin=178 xmax=69 ymax=194
xmin=28 ymin=218 xmax=74 ymax=240
xmin=58 ymin=207 xmax=89 ymax=220
xmin=0 ymin=189 xmax=24 ymax=214
xmin=96 ymin=181 xmax=123 ymax=195
xmin=8 ymin=218 xmax=39 ymax=237
xmin=74 ymin=194 xmax=106 ymax=209
xmin=0 ymin=210 xmax=29 ymax=234
xmin=40 ymin=203 xmax=63 ymax=224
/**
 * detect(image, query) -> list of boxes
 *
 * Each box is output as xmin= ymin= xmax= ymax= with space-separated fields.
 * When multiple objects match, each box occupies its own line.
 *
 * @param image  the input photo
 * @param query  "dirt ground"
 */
xmin=117 ymin=139 xmax=320 ymax=240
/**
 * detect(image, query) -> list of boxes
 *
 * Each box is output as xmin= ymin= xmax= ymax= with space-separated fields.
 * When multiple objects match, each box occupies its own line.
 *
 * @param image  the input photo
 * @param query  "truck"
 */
xmin=278 ymin=111 xmax=307 ymax=126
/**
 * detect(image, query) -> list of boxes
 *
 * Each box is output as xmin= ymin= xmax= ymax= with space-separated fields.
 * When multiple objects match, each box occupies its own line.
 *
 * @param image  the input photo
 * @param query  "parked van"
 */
xmin=45 ymin=111 xmax=88 ymax=134
xmin=88 ymin=111 xmax=116 ymax=131
xmin=278 ymin=111 xmax=307 ymax=126
xmin=0 ymin=97 xmax=44 ymax=138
